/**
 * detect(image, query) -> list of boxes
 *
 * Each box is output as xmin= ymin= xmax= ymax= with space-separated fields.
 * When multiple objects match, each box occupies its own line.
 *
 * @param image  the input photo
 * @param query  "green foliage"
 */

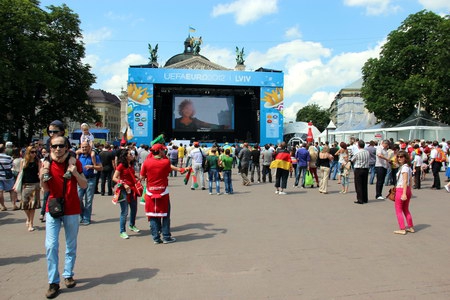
xmin=0 ymin=0 xmax=99 ymax=144
xmin=361 ymin=10 xmax=450 ymax=126
xmin=295 ymin=103 xmax=331 ymax=132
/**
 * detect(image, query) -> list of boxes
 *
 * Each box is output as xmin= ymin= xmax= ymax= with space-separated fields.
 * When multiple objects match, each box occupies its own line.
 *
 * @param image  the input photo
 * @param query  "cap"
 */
xmin=400 ymin=143 xmax=407 ymax=148
xmin=5 ymin=141 xmax=13 ymax=148
xmin=49 ymin=120 xmax=65 ymax=131
xmin=193 ymin=141 xmax=199 ymax=147
xmin=151 ymin=143 xmax=166 ymax=152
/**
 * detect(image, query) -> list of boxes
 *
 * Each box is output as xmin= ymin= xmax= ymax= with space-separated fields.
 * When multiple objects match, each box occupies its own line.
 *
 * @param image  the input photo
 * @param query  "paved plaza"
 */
xmin=1 ymin=170 xmax=450 ymax=299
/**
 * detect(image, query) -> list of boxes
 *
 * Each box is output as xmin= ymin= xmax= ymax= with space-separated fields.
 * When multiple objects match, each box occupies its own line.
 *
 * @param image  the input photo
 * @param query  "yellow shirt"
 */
xmin=178 ymin=146 xmax=185 ymax=158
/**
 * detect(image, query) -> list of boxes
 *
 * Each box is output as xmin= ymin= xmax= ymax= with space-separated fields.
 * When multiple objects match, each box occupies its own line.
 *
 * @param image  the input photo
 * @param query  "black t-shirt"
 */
xmin=329 ymin=147 xmax=339 ymax=162
xmin=99 ymin=150 xmax=115 ymax=172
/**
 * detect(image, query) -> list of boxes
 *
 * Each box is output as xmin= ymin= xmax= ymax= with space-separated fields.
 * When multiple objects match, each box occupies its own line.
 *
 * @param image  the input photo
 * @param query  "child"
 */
xmin=80 ymin=123 xmax=95 ymax=148
xmin=340 ymin=155 xmax=351 ymax=193
xmin=41 ymin=120 xmax=76 ymax=182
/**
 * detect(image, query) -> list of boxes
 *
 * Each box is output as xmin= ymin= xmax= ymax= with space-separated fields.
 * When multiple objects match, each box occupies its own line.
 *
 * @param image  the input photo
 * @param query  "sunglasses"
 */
xmin=397 ymin=155 xmax=405 ymax=158
xmin=48 ymin=130 xmax=61 ymax=134
xmin=51 ymin=144 xmax=66 ymax=149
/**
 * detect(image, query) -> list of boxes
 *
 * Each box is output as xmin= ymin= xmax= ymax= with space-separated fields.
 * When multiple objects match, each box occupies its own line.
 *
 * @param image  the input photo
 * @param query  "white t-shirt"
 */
xmin=396 ymin=164 xmax=412 ymax=188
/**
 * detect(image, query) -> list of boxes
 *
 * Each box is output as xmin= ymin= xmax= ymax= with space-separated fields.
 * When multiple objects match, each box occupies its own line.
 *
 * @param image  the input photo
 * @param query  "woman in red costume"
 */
xmin=140 ymin=143 xmax=186 ymax=244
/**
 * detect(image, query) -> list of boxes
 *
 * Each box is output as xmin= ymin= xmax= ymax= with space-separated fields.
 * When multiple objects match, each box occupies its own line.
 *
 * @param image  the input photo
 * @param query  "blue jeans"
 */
xmin=330 ymin=160 xmax=338 ymax=180
xmin=369 ymin=164 xmax=376 ymax=184
xmin=208 ymin=168 xmax=220 ymax=193
xmin=78 ymin=177 xmax=96 ymax=223
xmin=119 ymin=196 xmax=137 ymax=233
xmin=250 ymin=163 xmax=261 ymax=182
xmin=45 ymin=213 xmax=79 ymax=284
xmin=223 ymin=170 xmax=233 ymax=194
xmin=294 ymin=165 xmax=308 ymax=187
xmin=149 ymin=203 xmax=171 ymax=242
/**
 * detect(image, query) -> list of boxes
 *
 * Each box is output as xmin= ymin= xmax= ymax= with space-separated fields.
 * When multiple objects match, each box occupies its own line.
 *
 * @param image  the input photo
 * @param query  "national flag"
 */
xmin=189 ymin=26 xmax=196 ymax=33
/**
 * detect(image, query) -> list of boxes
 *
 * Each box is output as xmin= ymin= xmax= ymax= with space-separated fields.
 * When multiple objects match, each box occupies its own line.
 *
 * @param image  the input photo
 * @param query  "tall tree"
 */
xmin=295 ymin=104 xmax=330 ymax=132
xmin=361 ymin=10 xmax=450 ymax=126
xmin=0 ymin=0 xmax=99 ymax=144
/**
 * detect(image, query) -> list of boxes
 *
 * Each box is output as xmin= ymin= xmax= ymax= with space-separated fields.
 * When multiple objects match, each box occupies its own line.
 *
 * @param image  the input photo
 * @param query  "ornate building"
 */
xmin=86 ymin=89 xmax=121 ymax=141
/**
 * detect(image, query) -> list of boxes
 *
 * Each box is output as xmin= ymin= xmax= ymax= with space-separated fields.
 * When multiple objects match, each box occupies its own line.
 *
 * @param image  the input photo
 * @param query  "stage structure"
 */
xmin=126 ymin=37 xmax=284 ymax=146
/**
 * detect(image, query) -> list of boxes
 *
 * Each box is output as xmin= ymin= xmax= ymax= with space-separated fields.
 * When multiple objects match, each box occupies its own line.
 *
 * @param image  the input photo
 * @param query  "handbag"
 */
xmin=386 ymin=187 xmax=396 ymax=201
xmin=135 ymin=180 xmax=144 ymax=197
xmin=305 ymin=170 xmax=314 ymax=187
xmin=48 ymin=156 xmax=70 ymax=218
xmin=48 ymin=197 xmax=65 ymax=218
xmin=112 ymin=183 xmax=127 ymax=205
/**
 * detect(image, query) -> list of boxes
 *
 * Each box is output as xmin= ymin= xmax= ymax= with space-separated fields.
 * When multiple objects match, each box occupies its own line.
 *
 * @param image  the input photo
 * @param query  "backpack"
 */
xmin=435 ymin=149 xmax=447 ymax=163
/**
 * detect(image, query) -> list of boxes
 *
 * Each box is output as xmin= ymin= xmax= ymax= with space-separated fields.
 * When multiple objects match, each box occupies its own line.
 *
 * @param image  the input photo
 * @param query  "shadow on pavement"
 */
xmin=0 ymin=253 xmax=45 ymax=266
xmin=71 ymin=268 xmax=159 ymax=292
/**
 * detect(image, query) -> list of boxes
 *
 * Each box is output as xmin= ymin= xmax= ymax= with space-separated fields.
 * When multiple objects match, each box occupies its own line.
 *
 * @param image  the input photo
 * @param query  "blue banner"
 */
xmin=129 ymin=68 xmax=283 ymax=87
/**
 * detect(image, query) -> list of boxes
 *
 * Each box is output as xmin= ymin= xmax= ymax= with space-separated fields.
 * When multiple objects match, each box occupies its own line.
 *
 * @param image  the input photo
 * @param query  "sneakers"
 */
xmin=275 ymin=190 xmax=279 ymax=194
xmin=163 ymin=237 xmax=176 ymax=244
xmin=43 ymin=173 xmax=52 ymax=182
xmin=45 ymin=283 xmax=60 ymax=299
xmin=217 ymin=193 xmax=221 ymax=195
xmin=129 ymin=225 xmax=140 ymax=233
xmin=445 ymin=185 xmax=450 ymax=193
xmin=153 ymin=239 xmax=163 ymax=244
xmin=209 ymin=192 xmax=213 ymax=195
xmin=120 ymin=232 xmax=129 ymax=239
xmin=64 ymin=277 xmax=76 ymax=288
xmin=406 ymin=227 xmax=415 ymax=233
xmin=377 ymin=196 xmax=384 ymax=200
xmin=394 ymin=230 xmax=407 ymax=235
xmin=279 ymin=191 xmax=287 ymax=195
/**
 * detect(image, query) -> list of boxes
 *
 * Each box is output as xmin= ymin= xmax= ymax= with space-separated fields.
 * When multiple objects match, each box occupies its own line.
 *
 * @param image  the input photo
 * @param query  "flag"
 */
xmin=189 ymin=26 xmax=196 ymax=33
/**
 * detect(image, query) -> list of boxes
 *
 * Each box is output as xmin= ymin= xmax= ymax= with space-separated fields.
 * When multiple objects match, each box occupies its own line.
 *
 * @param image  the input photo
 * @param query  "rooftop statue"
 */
xmin=148 ymin=43 xmax=158 ymax=64
xmin=236 ymin=46 xmax=245 ymax=65
xmin=190 ymin=37 xmax=202 ymax=55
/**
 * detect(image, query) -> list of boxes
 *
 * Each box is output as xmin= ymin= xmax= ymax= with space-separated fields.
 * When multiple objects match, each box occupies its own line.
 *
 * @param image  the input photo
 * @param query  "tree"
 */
xmin=295 ymin=104 xmax=330 ymax=132
xmin=0 ymin=0 xmax=100 ymax=145
xmin=361 ymin=10 xmax=450 ymax=126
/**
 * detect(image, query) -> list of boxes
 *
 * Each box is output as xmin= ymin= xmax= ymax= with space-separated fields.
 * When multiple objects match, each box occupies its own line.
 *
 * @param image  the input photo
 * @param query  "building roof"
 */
xmin=87 ymin=89 xmax=121 ymax=105
xmin=394 ymin=108 xmax=449 ymax=127
xmin=343 ymin=78 xmax=363 ymax=90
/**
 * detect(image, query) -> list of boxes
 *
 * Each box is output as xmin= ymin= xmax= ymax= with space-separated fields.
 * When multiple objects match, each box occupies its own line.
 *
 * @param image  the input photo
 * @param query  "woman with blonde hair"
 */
xmin=14 ymin=146 xmax=41 ymax=231
xmin=308 ymin=144 xmax=319 ymax=188
xmin=316 ymin=146 xmax=334 ymax=194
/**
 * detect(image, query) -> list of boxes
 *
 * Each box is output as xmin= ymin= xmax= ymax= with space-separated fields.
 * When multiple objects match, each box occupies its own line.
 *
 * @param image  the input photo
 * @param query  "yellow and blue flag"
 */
xmin=189 ymin=26 xmax=196 ymax=33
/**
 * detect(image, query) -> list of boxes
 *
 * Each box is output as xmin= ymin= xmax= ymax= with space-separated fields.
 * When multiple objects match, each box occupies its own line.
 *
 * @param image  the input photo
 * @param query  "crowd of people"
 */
xmin=1 ymin=121 xmax=450 ymax=298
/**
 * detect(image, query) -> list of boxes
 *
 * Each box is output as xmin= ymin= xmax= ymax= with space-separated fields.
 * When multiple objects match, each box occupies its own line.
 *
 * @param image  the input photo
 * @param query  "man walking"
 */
xmin=352 ymin=140 xmax=370 ymax=204
xmin=261 ymin=144 xmax=273 ymax=183
xmin=238 ymin=143 xmax=251 ymax=186
xmin=375 ymin=140 xmax=390 ymax=199
xmin=99 ymin=144 xmax=115 ymax=196
xmin=77 ymin=142 xmax=102 ymax=225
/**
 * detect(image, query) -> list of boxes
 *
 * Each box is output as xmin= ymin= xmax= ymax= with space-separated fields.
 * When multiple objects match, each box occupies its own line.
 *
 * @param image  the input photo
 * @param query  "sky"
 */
xmin=39 ymin=0 xmax=449 ymax=121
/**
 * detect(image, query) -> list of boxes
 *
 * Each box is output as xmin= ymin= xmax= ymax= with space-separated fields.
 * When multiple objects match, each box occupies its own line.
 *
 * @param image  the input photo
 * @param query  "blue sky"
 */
xmin=39 ymin=0 xmax=449 ymax=121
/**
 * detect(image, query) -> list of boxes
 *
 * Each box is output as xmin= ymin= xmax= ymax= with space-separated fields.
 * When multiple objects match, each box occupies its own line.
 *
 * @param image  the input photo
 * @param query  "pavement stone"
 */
xmin=1 ymin=170 xmax=450 ymax=299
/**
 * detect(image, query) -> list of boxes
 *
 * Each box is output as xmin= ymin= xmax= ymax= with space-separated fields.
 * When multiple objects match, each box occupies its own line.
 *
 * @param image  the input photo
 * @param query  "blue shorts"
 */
xmin=0 ymin=178 xmax=15 ymax=191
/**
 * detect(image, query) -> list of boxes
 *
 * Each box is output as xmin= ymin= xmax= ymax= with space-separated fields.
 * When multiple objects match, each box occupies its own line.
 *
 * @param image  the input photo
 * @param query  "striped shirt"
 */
xmin=0 ymin=153 xmax=13 ymax=180
xmin=351 ymin=149 xmax=370 ymax=168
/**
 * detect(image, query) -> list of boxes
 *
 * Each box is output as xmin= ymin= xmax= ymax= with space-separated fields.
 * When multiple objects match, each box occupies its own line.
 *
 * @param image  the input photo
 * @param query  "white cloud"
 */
xmin=246 ymin=40 xmax=331 ymax=69
xmin=201 ymin=45 xmax=235 ymax=68
xmin=343 ymin=0 xmax=400 ymax=15
xmin=283 ymin=102 xmax=303 ymax=121
xmin=418 ymin=0 xmax=450 ymax=12
xmin=212 ymin=0 xmax=279 ymax=25
xmin=82 ymin=54 xmax=100 ymax=69
xmin=283 ymin=92 xmax=335 ymax=122
xmin=285 ymin=26 xmax=302 ymax=40
xmin=98 ymin=54 xmax=147 ymax=95
xmin=83 ymin=27 xmax=112 ymax=45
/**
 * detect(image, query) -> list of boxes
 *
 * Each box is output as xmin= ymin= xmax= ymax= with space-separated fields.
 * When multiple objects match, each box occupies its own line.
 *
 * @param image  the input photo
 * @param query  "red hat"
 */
xmin=193 ymin=141 xmax=200 ymax=147
xmin=151 ymin=143 xmax=166 ymax=152
xmin=400 ymin=143 xmax=407 ymax=149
